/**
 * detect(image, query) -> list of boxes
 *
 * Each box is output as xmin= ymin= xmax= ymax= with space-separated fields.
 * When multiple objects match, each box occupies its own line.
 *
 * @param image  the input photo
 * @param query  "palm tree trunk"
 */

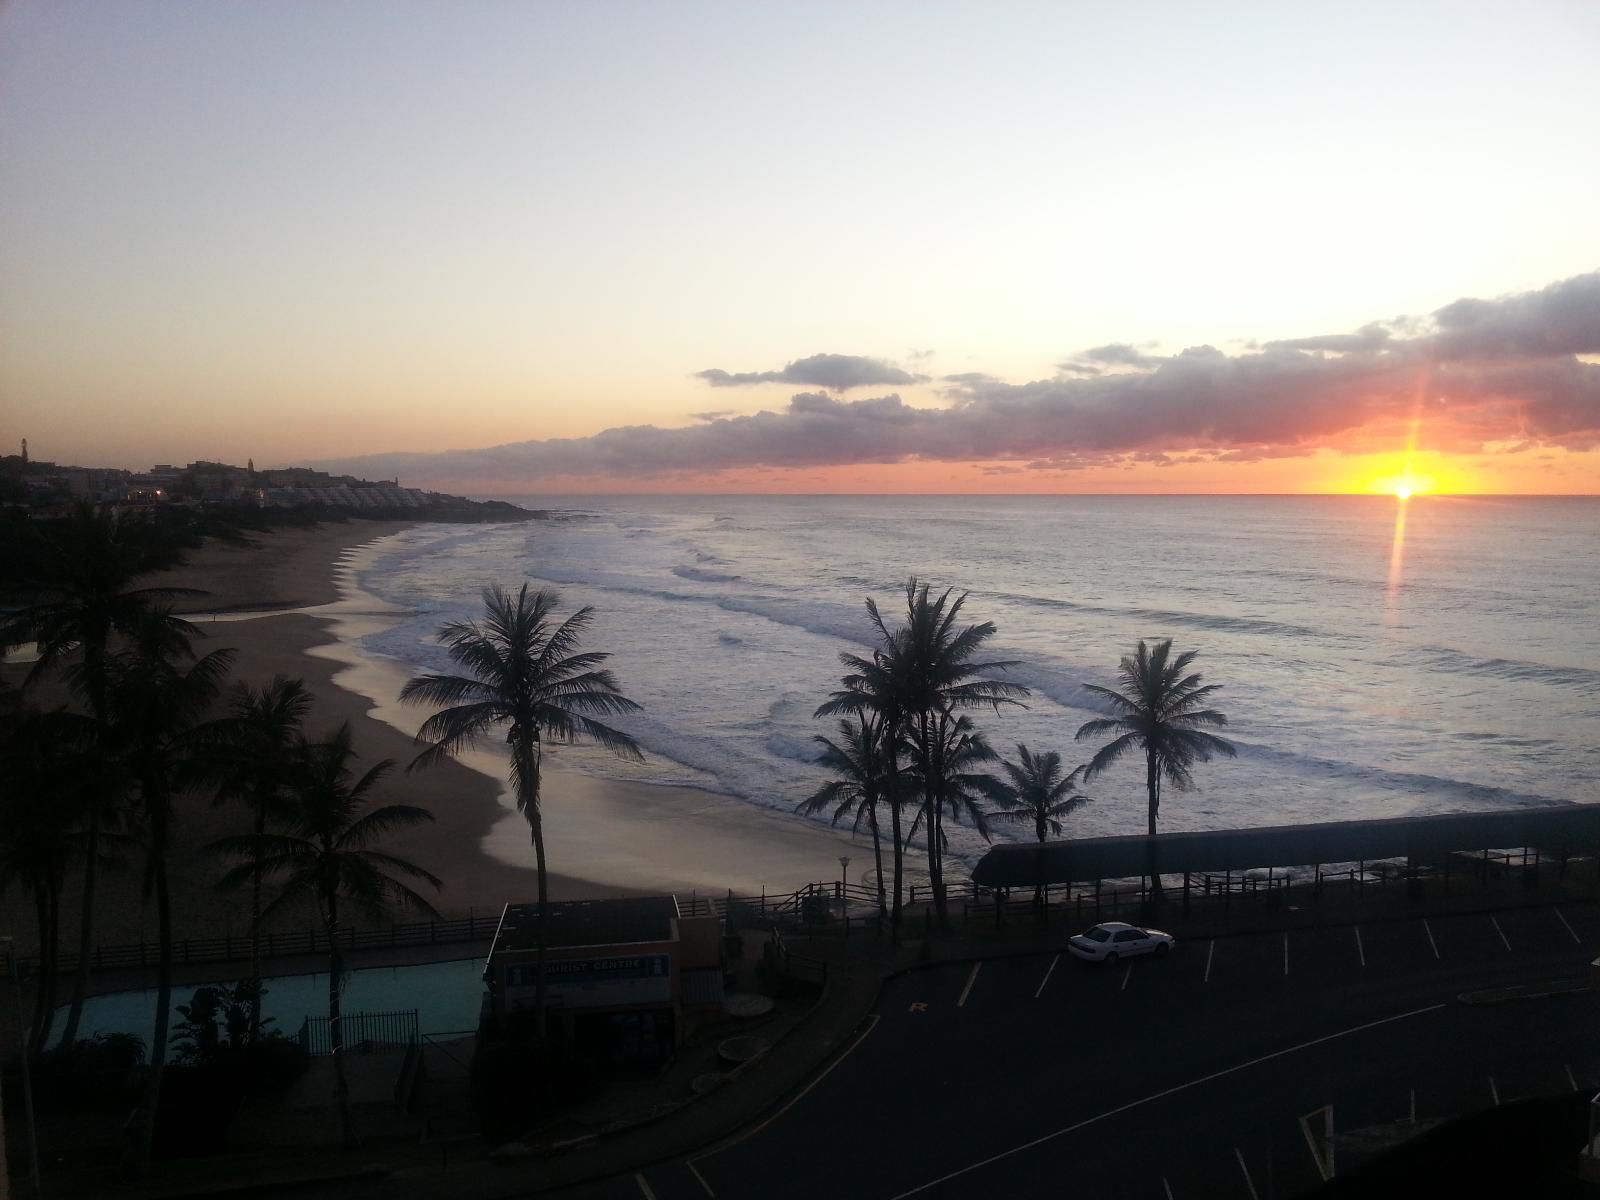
xmin=921 ymin=713 xmax=948 ymax=930
xmin=530 ymin=808 xmax=550 ymax=1042
xmin=39 ymin=879 xmax=60 ymax=1052
xmin=136 ymin=846 xmax=173 ymax=1173
xmin=59 ymin=809 xmax=100 ymax=1046
xmin=886 ymin=736 xmax=905 ymax=934
xmin=1033 ymin=811 xmax=1047 ymax=908
xmin=867 ymin=801 xmax=887 ymax=921
xmin=248 ymin=801 xmax=265 ymax=1043
xmin=328 ymin=888 xmax=355 ymax=1150
xmin=1145 ymin=750 xmax=1164 ymax=900
xmin=31 ymin=883 xmax=51 ymax=1049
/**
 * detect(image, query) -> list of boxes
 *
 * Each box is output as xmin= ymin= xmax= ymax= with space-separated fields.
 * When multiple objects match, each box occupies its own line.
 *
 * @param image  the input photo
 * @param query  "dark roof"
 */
xmin=491 ymin=896 xmax=679 ymax=954
xmin=972 ymin=805 xmax=1600 ymax=888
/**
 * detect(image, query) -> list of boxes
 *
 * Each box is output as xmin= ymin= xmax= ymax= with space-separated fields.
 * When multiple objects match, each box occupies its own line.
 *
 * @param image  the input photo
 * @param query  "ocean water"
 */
xmin=352 ymin=496 xmax=1600 ymax=871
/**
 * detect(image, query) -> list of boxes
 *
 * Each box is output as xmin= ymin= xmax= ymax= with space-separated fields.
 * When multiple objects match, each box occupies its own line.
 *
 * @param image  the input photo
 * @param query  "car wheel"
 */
xmin=1104 ymin=951 xmax=1119 ymax=965
xmin=1155 ymin=943 xmax=1170 ymax=958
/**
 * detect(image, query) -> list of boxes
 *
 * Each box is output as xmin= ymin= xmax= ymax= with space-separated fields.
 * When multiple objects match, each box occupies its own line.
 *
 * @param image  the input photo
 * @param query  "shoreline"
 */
xmin=312 ymin=530 xmax=884 ymax=899
xmin=0 ymin=517 xmax=892 ymax=960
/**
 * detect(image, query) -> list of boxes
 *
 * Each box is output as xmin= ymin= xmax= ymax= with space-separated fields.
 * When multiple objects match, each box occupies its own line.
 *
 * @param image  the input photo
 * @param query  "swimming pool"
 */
xmin=56 ymin=957 xmax=486 ymax=1048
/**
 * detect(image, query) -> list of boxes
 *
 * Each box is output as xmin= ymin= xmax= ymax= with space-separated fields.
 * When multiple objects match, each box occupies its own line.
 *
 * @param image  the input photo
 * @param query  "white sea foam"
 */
xmin=354 ymin=496 xmax=1600 ymax=868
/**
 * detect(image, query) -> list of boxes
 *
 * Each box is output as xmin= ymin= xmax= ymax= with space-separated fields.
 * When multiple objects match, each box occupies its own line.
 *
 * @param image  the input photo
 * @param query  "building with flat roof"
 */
xmin=484 ymin=895 xmax=725 ymax=1061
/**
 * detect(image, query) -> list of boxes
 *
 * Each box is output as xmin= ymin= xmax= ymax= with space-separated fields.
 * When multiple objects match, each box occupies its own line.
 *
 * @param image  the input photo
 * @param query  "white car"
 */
xmin=1066 ymin=921 xmax=1176 ymax=964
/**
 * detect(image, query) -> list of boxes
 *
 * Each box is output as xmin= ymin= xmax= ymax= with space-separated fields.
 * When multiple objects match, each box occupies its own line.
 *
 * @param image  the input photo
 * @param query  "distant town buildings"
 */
xmin=2 ymin=445 xmax=528 ymax=522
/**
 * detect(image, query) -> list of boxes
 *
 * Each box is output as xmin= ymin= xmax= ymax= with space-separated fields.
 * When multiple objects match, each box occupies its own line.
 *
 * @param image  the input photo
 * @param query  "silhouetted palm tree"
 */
xmin=797 ymin=716 xmax=892 ymax=921
xmin=107 ymin=635 xmax=236 ymax=1171
xmin=1075 ymin=639 xmax=1235 ymax=899
xmin=400 ymin=584 xmax=641 ymax=1036
xmin=817 ymin=636 xmax=912 ymax=933
xmin=892 ymin=580 xmax=1027 ymax=928
xmin=211 ymin=676 xmax=313 ymax=1041
xmin=0 ymin=700 xmax=90 ymax=1051
xmin=986 ymin=744 xmax=1093 ymax=905
xmin=906 ymin=708 xmax=1001 ymax=858
xmin=0 ymin=504 xmax=202 ymax=1045
xmin=213 ymin=724 xmax=441 ymax=1150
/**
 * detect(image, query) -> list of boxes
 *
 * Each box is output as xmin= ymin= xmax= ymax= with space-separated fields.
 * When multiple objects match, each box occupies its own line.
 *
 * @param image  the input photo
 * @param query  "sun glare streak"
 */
xmin=1382 ymin=374 xmax=1432 ymax=616
xmin=1385 ymin=490 xmax=1411 ymax=602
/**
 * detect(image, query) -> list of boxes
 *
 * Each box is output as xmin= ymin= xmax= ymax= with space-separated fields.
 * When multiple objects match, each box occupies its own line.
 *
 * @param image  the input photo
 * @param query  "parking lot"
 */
xmin=543 ymin=903 xmax=1600 ymax=1200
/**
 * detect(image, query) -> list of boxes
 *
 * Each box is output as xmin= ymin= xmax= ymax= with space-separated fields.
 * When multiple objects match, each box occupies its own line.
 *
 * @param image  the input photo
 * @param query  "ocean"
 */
xmin=352 ymin=495 xmax=1600 ymax=872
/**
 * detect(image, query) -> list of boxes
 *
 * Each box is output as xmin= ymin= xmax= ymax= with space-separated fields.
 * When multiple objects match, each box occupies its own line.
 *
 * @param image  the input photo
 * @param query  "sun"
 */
xmin=1369 ymin=470 xmax=1435 ymax=499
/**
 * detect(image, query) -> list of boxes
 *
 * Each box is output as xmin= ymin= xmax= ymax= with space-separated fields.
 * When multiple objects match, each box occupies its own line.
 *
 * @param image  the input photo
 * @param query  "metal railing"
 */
xmin=298 ymin=1008 xmax=418 ymax=1057
xmin=1 ymin=912 xmax=495 ymax=980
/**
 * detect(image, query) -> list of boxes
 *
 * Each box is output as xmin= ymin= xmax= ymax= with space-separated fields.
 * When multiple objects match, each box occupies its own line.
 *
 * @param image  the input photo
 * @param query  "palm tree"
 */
xmin=905 ymin=708 xmax=1001 ymax=862
xmin=1075 ymin=639 xmax=1235 ymax=899
xmin=106 ymin=637 xmax=236 ymax=1171
xmin=210 ymin=676 xmax=313 ymax=1041
xmin=400 ymin=584 xmax=641 ymax=1038
xmin=797 ymin=716 xmax=891 ymax=921
xmin=891 ymin=580 xmax=1027 ymax=928
xmin=213 ymin=724 xmax=441 ymax=1150
xmin=817 ymin=636 xmax=912 ymax=934
xmin=0 ymin=701 xmax=90 ymax=1052
xmin=0 ymin=504 xmax=202 ymax=1045
xmin=986 ymin=744 xmax=1093 ymax=905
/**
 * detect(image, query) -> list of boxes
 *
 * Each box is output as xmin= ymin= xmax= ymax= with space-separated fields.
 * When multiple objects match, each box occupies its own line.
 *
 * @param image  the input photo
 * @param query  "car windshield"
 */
xmin=1083 ymin=928 xmax=1112 ymax=943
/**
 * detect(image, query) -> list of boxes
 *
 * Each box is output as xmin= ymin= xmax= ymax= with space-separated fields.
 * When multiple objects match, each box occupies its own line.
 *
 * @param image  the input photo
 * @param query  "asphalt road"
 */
xmin=541 ymin=902 xmax=1600 ymax=1200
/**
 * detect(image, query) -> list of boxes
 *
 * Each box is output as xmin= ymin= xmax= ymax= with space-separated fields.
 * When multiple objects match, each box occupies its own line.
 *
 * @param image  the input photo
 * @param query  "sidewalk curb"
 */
xmin=1458 ymin=979 xmax=1591 ymax=1005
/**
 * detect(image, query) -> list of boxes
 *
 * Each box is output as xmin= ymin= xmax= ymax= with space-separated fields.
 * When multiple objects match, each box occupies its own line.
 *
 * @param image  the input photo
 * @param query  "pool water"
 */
xmin=56 ymin=958 xmax=485 ymax=1048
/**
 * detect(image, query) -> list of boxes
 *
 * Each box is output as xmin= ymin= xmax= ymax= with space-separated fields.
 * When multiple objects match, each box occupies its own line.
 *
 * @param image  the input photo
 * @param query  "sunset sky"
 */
xmin=2 ymin=2 xmax=1597 ymax=494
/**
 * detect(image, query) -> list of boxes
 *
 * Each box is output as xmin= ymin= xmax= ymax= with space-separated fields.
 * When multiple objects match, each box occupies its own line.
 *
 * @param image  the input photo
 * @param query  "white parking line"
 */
xmin=687 ymin=1161 xmax=716 ymax=1198
xmin=1555 ymin=908 xmax=1582 ymax=945
xmin=1234 ymin=1147 xmax=1260 ymax=1200
xmin=1283 ymin=932 xmax=1290 ymax=977
xmin=1489 ymin=1076 xmax=1500 ymax=1106
xmin=635 ymin=1173 xmax=658 ymax=1200
xmin=886 ymin=1004 xmax=1448 ymax=1199
xmin=1121 ymin=962 xmax=1133 ymax=991
xmin=957 ymin=963 xmax=982 ymax=1007
xmin=1490 ymin=915 xmax=1511 ymax=952
xmin=1354 ymin=925 xmax=1366 ymax=967
xmin=1205 ymin=939 xmax=1215 ymax=983
xmin=1422 ymin=919 xmax=1440 ymax=960
xmin=1566 ymin=1064 xmax=1579 ymax=1092
xmin=1161 ymin=1178 xmax=1175 ymax=1200
xmin=1035 ymin=954 xmax=1060 ymax=999
xmin=696 ymin=1014 xmax=881 ymax=1163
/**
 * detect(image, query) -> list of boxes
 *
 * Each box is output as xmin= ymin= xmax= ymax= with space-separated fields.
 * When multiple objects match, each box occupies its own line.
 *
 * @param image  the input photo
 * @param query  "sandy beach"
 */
xmin=2 ymin=517 xmax=873 ymax=959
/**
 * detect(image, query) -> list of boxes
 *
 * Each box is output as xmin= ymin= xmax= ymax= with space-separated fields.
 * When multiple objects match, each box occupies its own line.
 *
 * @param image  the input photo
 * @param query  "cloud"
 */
xmin=695 ymin=352 xmax=926 ymax=391
xmin=1264 ymin=322 xmax=1394 ymax=354
xmin=312 ymin=271 xmax=1600 ymax=483
xmin=690 ymin=410 xmax=736 ymax=422
xmin=1077 ymin=343 xmax=1162 ymax=368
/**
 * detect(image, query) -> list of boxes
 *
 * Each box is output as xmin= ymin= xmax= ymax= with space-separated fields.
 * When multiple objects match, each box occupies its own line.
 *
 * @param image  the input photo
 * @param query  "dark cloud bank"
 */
xmin=315 ymin=272 xmax=1600 ymax=482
